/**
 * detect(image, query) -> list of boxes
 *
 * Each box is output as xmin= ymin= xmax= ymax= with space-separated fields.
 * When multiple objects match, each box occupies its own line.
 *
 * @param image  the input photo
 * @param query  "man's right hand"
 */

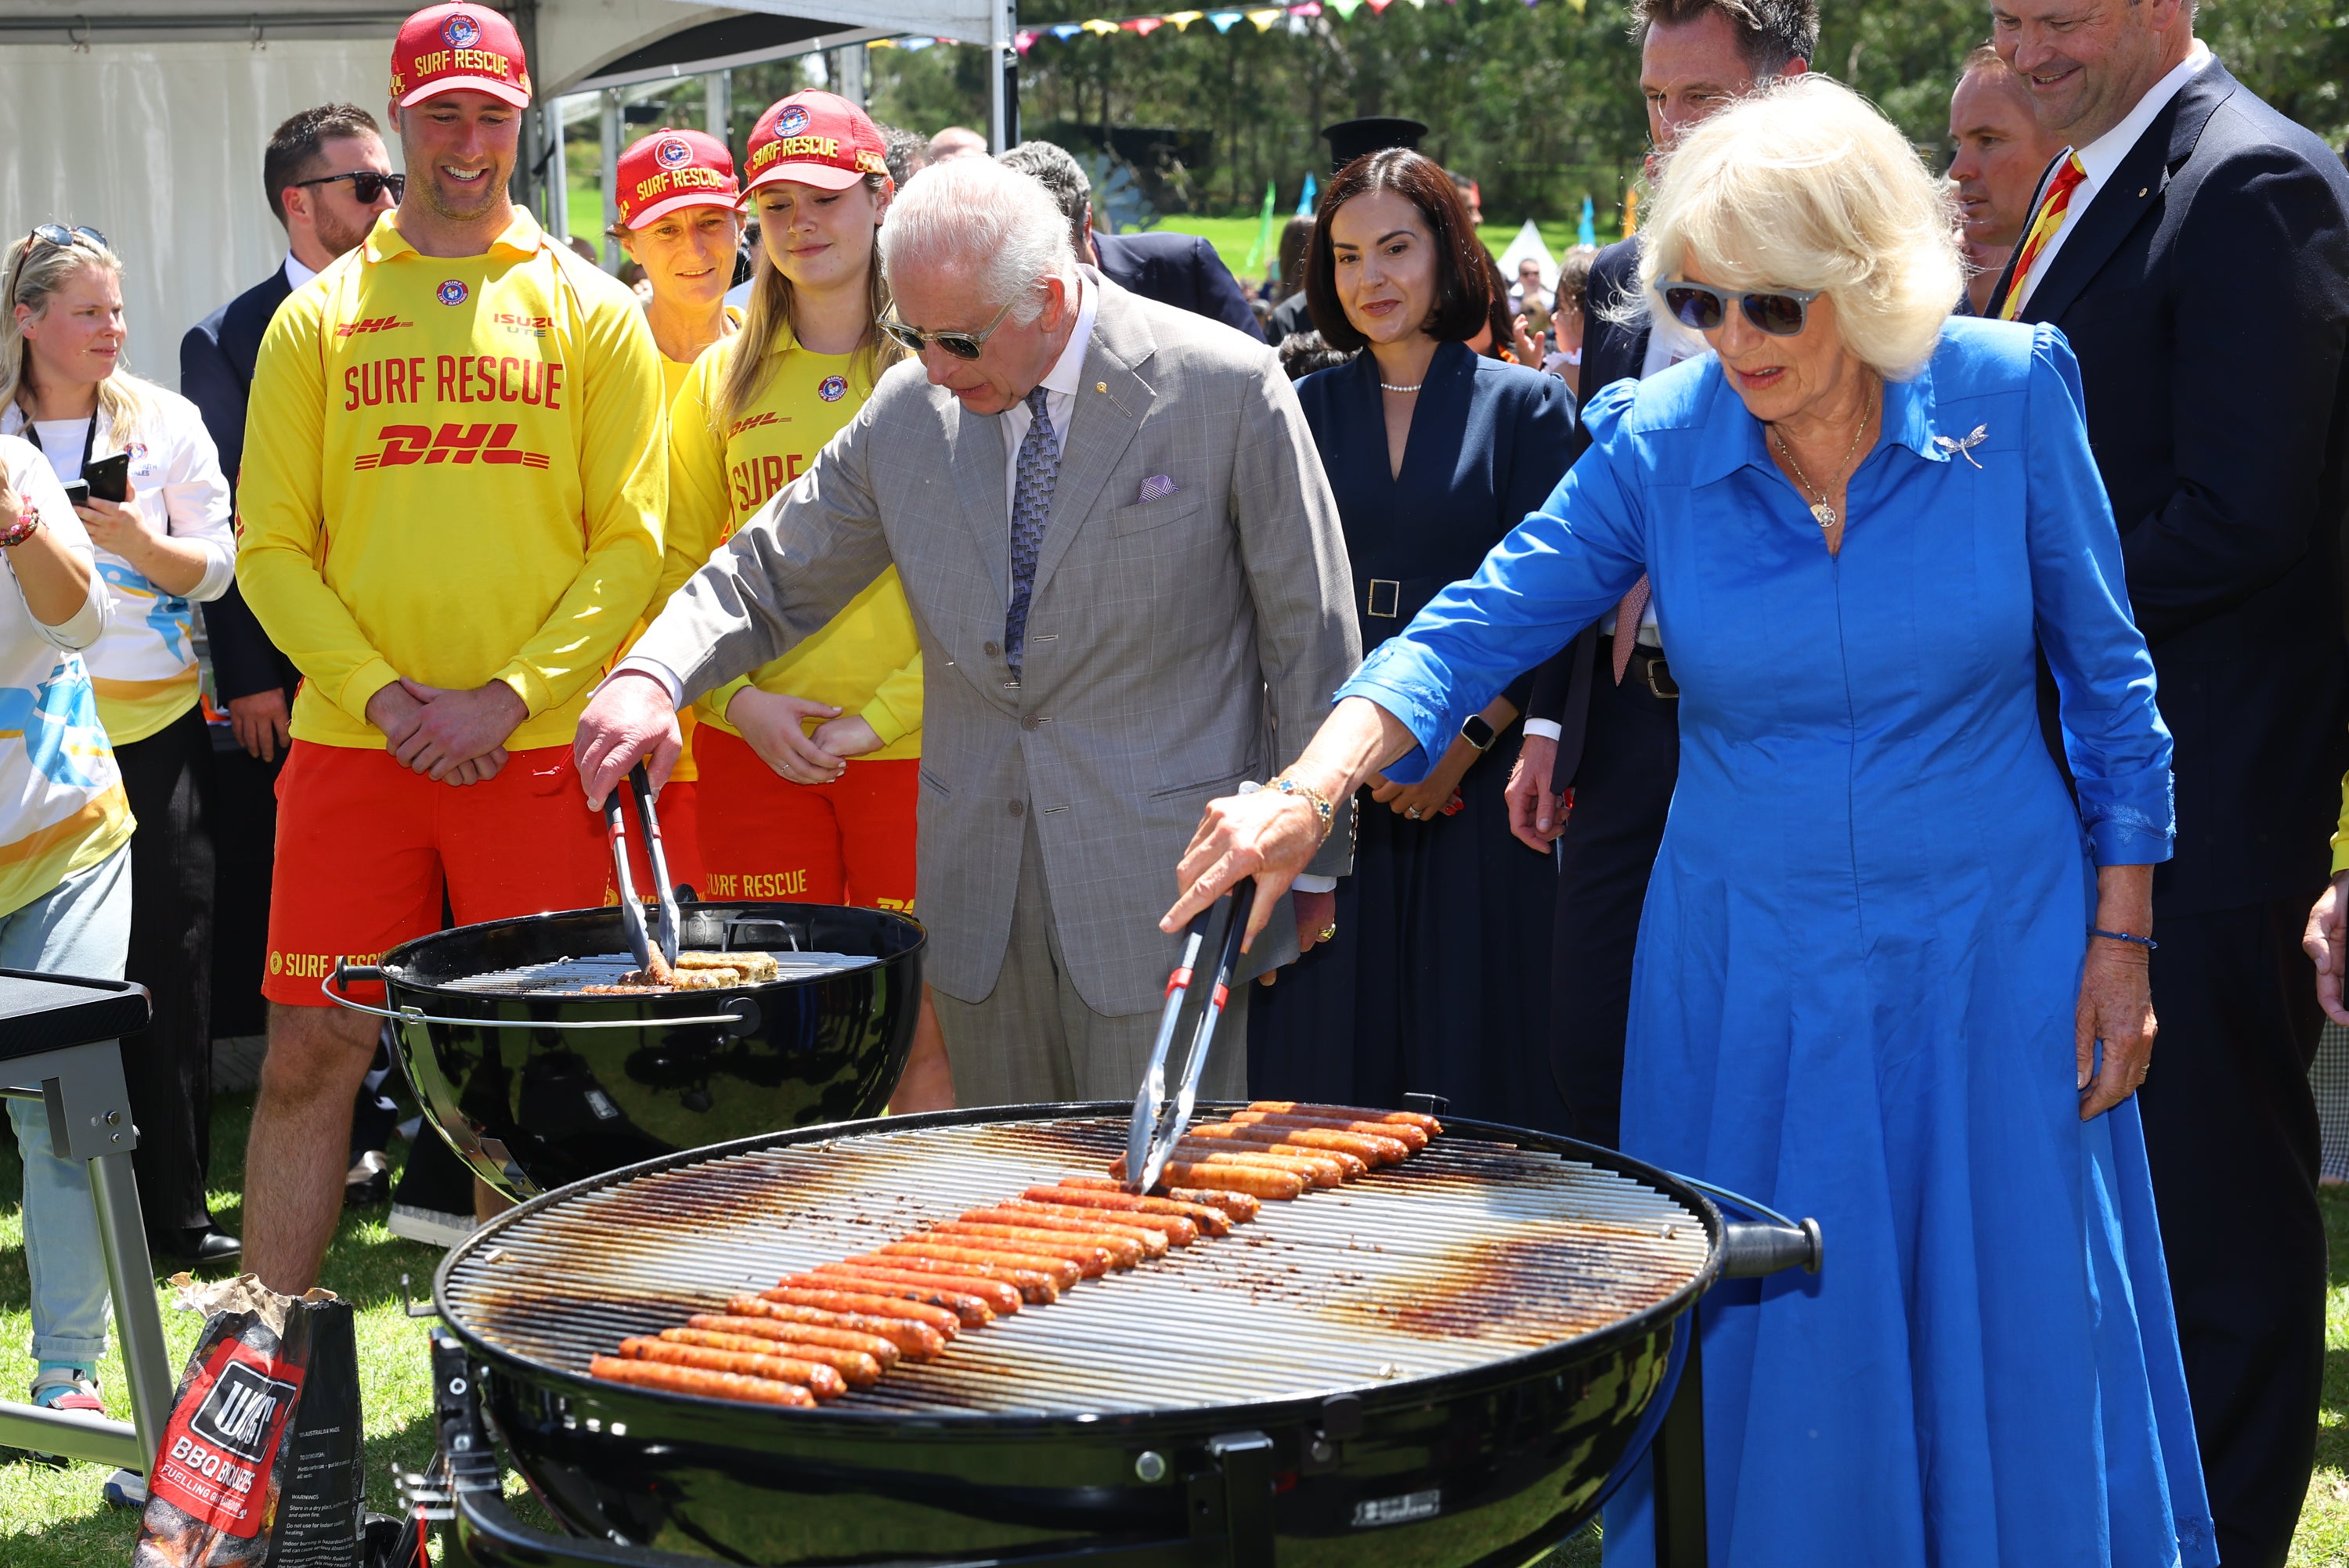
xmin=576 ymin=670 xmax=681 ymax=809
xmin=1504 ymin=733 xmax=1568 ymax=851
xmin=2305 ymin=869 xmax=2349 ymax=1026
xmin=227 ymin=689 xmax=293 ymax=763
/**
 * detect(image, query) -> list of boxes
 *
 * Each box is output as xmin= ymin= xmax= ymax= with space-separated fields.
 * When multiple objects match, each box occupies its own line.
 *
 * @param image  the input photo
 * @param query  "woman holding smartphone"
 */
xmin=0 ymin=224 xmax=239 ymax=1265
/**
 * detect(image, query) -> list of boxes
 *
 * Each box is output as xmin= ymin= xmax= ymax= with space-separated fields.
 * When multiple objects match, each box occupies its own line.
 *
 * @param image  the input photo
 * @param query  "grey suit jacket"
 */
xmin=635 ymin=274 xmax=1361 ymax=1015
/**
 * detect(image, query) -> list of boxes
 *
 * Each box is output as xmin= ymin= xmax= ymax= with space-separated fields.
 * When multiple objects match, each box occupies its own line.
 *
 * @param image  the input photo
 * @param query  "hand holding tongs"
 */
xmin=1124 ymin=879 xmax=1257 ymax=1194
xmin=602 ymin=762 xmax=681 ymax=973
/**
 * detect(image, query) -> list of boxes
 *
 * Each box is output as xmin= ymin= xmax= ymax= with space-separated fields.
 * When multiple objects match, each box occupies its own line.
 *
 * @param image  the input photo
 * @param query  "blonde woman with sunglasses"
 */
xmin=659 ymin=92 xmax=949 ymax=1109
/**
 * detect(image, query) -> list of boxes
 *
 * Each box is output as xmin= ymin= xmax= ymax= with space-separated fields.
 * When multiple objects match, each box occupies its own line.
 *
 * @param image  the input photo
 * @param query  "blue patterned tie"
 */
xmin=1005 ymin=384 xmax=1060 ymax=679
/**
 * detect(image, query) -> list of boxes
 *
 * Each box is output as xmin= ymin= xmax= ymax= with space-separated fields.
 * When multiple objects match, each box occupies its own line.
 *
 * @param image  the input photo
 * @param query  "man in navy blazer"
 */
xmin=1987 ymin=3 xmax=2349 ymax=1561
xmin=1091 ymin=228 xmax=1265 ymax=343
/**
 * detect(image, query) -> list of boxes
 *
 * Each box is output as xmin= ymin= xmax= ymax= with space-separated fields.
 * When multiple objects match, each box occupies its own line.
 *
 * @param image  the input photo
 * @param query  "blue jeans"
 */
xmin=3 ymin=846 xmax=130 ymax=1366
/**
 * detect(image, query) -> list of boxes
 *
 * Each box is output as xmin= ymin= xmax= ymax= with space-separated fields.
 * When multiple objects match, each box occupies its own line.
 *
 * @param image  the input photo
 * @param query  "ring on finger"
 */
xmin=1316 ymin=923 xmax=1337 ymax=943
xmin=1405 ymin=806 xmax=1422 ymax=820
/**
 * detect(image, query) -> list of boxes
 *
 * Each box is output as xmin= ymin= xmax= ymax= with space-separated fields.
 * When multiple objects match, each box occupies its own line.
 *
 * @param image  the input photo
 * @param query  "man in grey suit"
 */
xmin=577 ymin=157 xmax=1359 ymax=1106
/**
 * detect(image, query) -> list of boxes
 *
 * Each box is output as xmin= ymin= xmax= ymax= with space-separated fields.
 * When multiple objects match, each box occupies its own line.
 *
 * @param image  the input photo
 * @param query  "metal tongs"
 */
xmin=602 ymin=762 xmax=682 ymax=975
xmin=1124 ymin=879 xmax=1257 ymax=1194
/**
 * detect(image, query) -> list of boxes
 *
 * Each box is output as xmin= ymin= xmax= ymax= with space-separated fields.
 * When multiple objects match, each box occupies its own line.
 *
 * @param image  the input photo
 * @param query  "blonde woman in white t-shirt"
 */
xmin=1 ymin=225 xmax=238 ymax=1266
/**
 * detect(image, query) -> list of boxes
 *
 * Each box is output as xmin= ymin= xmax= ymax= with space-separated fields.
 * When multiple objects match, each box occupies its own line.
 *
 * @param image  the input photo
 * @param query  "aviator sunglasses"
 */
xmin=290 ymin=170 xmax=406 ymax=204
xmin=878 ymin=297 xmax=1018 ymax=361
xmin=8 ymin=225 xmax=110 ymax=303
xmin=1662 ymin=279 xmax=1822 ymax=337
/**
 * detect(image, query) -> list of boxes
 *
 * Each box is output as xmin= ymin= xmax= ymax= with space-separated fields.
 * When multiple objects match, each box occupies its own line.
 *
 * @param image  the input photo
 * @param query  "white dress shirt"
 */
xmin=283 ymin=254 xmax=319 ymax=292
xmin=999 ymin=276 xmax=1097 ymax=566
xmin=2010 ymin=42 xmax=2212 ymax=313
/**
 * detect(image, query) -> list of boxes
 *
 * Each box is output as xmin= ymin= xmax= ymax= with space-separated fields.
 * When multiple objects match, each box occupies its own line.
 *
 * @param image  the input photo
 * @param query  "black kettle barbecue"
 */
xmin=324 ymin=766 xmax=927 ymax=1199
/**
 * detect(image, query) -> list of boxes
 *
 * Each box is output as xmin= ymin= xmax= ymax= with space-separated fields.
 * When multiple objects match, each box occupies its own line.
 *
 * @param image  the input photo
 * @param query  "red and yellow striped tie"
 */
xmin=1999 ymin=153 xmax=2087 ymax=320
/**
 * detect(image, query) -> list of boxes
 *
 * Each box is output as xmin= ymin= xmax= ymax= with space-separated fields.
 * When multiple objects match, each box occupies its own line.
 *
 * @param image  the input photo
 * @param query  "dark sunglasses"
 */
xmin=878 ymin=297 xmax=1018 ymax=361
xmin=1662 ymin=279 xmax=1822 ymax=337
xmin=24 ymin=224 xmax=108 ymax=254
xmin=291 ymin=170 xmax=406 ymax=204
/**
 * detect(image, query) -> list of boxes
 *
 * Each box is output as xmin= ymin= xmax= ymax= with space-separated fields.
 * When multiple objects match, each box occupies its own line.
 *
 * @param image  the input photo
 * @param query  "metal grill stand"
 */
xmin=0 ymin=968 xmax=174 ymax=1474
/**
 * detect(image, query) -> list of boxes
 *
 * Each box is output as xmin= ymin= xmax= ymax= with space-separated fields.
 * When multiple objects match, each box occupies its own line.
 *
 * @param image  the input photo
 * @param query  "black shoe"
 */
xmin=345 ymin=1148 xmax=392 ymax=1208
xmin=151 ymin=1226 xmax=242 ymax=1267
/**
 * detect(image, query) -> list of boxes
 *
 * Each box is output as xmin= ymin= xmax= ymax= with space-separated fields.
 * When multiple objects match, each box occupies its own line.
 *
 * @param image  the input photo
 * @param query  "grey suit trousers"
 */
xmin=931 ymin=820 xmax=1249 ymax=1107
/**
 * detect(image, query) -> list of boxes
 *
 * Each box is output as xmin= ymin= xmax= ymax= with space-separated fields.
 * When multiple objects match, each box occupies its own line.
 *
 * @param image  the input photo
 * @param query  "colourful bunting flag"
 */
xmin=1052 ymin=21 xmax=1082 ymax=36
xmin=900 ymin=35 xmax=935 ymax=48
xmin=1577 ymin=194 xmax=1596 ymax=247
xmin=1209 ymin=9 xmax=1243 ymax=26
xmin=1288 ymin=2 xmax=1321 ymax=13
xmin=1296 ymin=171 xmax=1318 ymax=216
xmin=1167 ymin=9 xmax=1204 ymax=25
xmin=1124 ymin=16 xmax=1164 ymax=32
xmin=1083 ymin=16 xmax=1120 ymax=32
xmin=1015 ymin=27 xmax=1037 ymax=51
xmin=1329 ymin=0 xmax=1361 ymax=16
xmin=1366 ymin=0 xmax=1394 ymax=11
xmin=1243 ymin=179 xmax=1278 ymax=270
xmin=1247 ymin=7 xmax=1281 ymax=27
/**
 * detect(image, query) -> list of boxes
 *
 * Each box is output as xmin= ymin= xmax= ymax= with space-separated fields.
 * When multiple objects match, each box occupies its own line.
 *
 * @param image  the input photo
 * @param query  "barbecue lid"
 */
xmin=436 ymin=1108 xmax=1715 ymax=1420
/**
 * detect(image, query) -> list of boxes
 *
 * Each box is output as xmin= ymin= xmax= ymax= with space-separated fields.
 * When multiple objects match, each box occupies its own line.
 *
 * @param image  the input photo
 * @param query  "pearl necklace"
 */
xmin=1380 ymin=380 xmax=1423 ymax=394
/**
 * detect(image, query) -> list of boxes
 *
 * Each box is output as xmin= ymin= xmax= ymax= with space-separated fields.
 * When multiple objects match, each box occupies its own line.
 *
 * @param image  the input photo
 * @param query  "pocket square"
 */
xmin=1137 ymin=474 xmax=1178 ymax=503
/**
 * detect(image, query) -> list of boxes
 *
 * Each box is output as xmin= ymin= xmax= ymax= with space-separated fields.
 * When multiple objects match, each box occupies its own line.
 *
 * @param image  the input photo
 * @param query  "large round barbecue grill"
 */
xmin=414 ymin=1102 xmax=1823 ymax=1568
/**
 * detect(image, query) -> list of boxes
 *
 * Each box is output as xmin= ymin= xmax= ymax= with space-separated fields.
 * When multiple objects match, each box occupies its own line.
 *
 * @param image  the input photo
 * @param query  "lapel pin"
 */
xmin=1932 ymin=424 xmax=1990 ymax=469
xmin=1095 ymin=381 xmax=1107 ymax=393
xmin=2138 ymin=186 xmax=2148 ymax=197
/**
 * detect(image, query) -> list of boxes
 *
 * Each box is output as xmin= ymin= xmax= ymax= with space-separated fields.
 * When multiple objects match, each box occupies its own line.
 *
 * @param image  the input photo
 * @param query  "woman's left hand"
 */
xmin=74 ymin=485 xmax=146 ymax=558
xmin=1369 ymin=734 xmax=1475 ymax=821
xmin=2076 ymin=935 xmax=2156 ymax=1119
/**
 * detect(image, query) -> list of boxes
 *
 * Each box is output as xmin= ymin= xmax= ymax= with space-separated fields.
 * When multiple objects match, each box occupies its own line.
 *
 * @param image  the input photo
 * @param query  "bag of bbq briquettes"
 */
xmin=132 ymin=1274 xmax=366 ymax=1568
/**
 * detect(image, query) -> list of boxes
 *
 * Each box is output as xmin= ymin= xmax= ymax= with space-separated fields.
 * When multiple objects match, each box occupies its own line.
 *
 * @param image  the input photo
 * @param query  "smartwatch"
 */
xmin=1460 ymin=714 xmax=1497 ymax=753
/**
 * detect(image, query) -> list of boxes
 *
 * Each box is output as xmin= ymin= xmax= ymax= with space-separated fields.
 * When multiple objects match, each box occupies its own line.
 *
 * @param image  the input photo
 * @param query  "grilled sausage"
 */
xmin=1190 ymin=1120 xmax=1409 ymax=1164
xmin=720 ymin=1296 xmax=947 ymax=1361
xmin=1178 ymin=1134 xmax=1366 ymax=1179
xmin=929 ymin=1221 xmax=1136 ymax=1271
xmin=1143 ymin=1143 xmax=1346 ymax=1188
xmin=868 ymin=1245 xmax=1072 ymax=1300
xmin=1228 ymin=1110 xmax=1428 ymax=1152
xmin=1103 ymin=1158 xmax=1304 ymax=1201
xmin=761 ymin=1281 xmax=976 ymax=1332
xmin=616 ymin=1337 xmax=847 ymax=1399
xmin=1249 ymin=1100 xmax=1443 ymax=1136
xmin=687 ymin=1314 xmax=904 ymax=1369
xmin=978 ymin=1204 xmax=1177 ymax=1254
xmin=1039 ymin=1182 xmax=1237 ymax=1235
xmin=589 ymin=1354 xmax=817 ymax=1408
xmin=659 ymin=1328 xmax=882 ymax=1389
xmin=812 ymin=1261 xmax=1026 ymax=1317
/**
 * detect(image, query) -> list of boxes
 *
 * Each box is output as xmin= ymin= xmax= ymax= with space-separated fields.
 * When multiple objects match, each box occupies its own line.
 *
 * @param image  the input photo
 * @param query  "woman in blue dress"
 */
xmin=1249 ymin=148 xmax=1575 ymax=1129
xmin=1167 ymin=77 xmax=2215 ymax=1567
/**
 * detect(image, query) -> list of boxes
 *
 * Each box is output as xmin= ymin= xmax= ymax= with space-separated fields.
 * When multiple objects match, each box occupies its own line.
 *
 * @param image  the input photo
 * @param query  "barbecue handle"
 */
xmin=319 ymin=967 xmax=756 ymax=1034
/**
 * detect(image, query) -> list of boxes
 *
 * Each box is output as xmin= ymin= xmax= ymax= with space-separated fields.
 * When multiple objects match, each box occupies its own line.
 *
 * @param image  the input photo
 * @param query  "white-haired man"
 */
xmin=576 ymin=158 xmax=1359 ymax=1105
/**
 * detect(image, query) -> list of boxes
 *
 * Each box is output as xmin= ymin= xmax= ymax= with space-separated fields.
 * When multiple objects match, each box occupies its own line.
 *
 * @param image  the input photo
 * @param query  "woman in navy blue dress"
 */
xmin=1177 ymin=80 xmax=2213 ymax=1567
xmin=1247 ymin=149 xmax=1574 ymax=1129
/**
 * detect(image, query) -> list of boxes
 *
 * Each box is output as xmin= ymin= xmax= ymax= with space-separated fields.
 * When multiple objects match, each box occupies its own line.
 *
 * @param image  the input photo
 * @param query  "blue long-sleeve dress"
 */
xmin=1338 ymin=318 xmax=2217 ymax=1568
xmin=1250 ymin=342 xmax=1573 ymax=1126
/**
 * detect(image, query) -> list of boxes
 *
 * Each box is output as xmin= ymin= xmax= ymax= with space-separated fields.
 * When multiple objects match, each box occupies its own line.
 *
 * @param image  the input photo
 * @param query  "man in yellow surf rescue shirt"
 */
xmin=235 ymin=1 xmax=666 ymax=1292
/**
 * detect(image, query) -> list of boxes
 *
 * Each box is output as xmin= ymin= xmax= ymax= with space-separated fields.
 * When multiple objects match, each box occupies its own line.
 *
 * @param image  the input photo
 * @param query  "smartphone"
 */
xmin=60 ymin=478 xmax=89 ymax=508
xmin=83 ymin=450 xmax=130 ymax=505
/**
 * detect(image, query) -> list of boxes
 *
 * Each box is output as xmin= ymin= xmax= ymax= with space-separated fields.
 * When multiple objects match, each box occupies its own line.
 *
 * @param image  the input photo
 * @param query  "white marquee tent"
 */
xmin=0 ymin=0 xmax=1009 ymax=391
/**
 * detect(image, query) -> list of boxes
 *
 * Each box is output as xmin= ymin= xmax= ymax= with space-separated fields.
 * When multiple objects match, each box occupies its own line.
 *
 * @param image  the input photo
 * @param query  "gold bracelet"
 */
xmin=1270 ymin=776 xmax=1334 ymax=842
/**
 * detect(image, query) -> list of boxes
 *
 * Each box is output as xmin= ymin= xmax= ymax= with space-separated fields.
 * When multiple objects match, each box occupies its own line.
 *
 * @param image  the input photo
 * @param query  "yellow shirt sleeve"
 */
xmin=2333 ymin=770 xmax=2349 ymax=874
xmin=236 ymin=271 xmax=406 ymax=727
xmin=658 ymin=348 xmax=735 ymax=614
xmin=858 ymin=647 xmax=923 ymax=746
xmin=492 ymin=265 xmax=666 ymax=717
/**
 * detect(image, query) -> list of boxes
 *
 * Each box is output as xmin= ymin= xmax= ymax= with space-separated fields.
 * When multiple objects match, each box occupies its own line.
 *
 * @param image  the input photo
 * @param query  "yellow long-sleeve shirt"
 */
xmin=661 ymin=327 xmax=921 ymax=757
xmin=237 ymin=209 xmax=666 ymax=752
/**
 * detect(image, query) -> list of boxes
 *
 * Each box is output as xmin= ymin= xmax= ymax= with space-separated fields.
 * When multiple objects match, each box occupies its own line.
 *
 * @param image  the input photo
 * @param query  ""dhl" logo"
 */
xmin=334 ymin=315 xmax=412 ymax=337
xmin=354 ymin=423 xmax=550 ymax=470
xmin=725 ymin=410 xmax=781 ymax=438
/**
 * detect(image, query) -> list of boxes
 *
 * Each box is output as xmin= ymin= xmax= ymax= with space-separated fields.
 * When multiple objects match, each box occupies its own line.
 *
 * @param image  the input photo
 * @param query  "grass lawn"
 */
xmin=1155 ymin=214 xmax=1606 ymax=289
xmin=5 ymin=1097 xmax=2346 ymax=1564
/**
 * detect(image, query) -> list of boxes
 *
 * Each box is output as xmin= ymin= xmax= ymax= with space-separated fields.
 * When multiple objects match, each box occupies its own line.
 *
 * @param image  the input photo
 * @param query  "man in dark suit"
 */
xmin=1501 ymin=0 xmax=1814 ymax=1151
xmin=181 ymin=103 xmax=406 ymax=1212
xmin=1091 ymin=228 xmax=1265 ymax=343
xmin=1986 ymin=3 xmax=2349 ymax=1560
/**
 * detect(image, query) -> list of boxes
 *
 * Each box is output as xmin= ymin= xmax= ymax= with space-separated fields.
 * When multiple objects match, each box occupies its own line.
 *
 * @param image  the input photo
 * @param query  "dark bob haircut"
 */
xmin=1304 ymin=148 xmax=1492 ymax=352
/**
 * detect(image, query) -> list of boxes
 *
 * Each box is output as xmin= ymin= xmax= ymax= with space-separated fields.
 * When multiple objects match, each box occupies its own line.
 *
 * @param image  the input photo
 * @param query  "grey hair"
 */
xmin=998 ymin=140 xmax=1094 ymax=255
xmin=880 ymin=157 xmax=1078 ymax=326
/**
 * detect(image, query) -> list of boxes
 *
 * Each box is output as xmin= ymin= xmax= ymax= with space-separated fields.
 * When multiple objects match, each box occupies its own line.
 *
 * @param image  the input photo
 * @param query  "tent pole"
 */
xmin=548 ymin=96 xmax=570 ymax=241
xmin=706 ymin=68 xmax=731 ymax=149
xmin=989 ymin=0 xmax=1011 ymax=151
xmin=600 ymin=89 xmax=622 ymax=272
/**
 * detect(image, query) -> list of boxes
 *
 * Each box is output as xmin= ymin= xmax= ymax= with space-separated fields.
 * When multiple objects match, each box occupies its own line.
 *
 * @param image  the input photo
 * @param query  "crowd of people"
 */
xmin=5 ymin=0 xmax=2349 ymax=1561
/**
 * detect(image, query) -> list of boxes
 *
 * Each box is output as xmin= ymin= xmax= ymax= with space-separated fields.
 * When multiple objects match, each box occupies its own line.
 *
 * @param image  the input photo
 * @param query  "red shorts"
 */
xmin=615 ymin=780 xmax=708 ymax=900
xmin=264 ymin=741 xmax=609 ymax=1007
xmin=692 ymin=726 xmax=917 ymax=910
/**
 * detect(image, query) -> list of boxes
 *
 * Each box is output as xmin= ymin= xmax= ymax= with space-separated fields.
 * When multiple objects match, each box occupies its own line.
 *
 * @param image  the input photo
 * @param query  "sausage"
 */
xmin=1177 ymin=1134 xmax=1365 ymax=1180
xmin=1192 ymin=1119 xmax=1409 ymax=1164
xmin=1037 ymin=1183 xmax=1234 ymax=1235
xmin=761 ymin=1280 xmax=976 ymax=1332
xmin=1103 ymin=1158 xmax=1304 ymax=1201
xmin=687 ymin=1314 xmax=904 ymax=1369
xmin=929 ymin=1221 xmax=1135 ymax=1271
xmin=658 ymin=1328 xmax=882 ymax=1389
xmin=615 ymin=1337 xmax=846 ymax=1400
xmin=979 ymin=1204 xmax=1177 ymax=1254
xmin=589 ymin=1354 xmax=816 ymax=1408
xmin=1140 ymin=1143 xmax=1345 ymax=1188
xmin=721 ymin=1296 xmax=947 ymax=1360
xmin=1227 ymin=1110 xmax=1427 ymax=1152
xmin=1249 ymin=1100 xmax=1443 ymax=1136
xmin=868 ymin=1245 xmax=1071 ymax=1300
xmin=1000 ymin=1200 xmax=1191 ymax=1249
xmin=812 ymin=1261 xmax=1025 ymax=1317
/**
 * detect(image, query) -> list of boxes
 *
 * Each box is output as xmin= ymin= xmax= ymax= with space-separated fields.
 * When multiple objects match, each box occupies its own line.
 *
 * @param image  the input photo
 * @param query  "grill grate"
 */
xmin=440 ymin=1116 xmax=1710 ymax=1415
xmin=440 ymin=952 xmax=880 ymax=996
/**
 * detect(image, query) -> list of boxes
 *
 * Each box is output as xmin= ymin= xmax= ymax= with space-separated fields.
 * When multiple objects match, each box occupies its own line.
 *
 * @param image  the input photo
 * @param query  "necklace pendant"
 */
xmin=1810 ymin=502 xmax=1838 ymax=530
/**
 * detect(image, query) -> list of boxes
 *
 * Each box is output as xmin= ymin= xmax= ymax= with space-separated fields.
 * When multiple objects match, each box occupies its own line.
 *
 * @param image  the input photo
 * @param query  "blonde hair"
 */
xmin=1636 ymin=75 xmax=1961 ymax=380
xmin=1 ymin=230 xmax=153 ymax=441
xmin=715 ymin=173 xmax=904 ymax=429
